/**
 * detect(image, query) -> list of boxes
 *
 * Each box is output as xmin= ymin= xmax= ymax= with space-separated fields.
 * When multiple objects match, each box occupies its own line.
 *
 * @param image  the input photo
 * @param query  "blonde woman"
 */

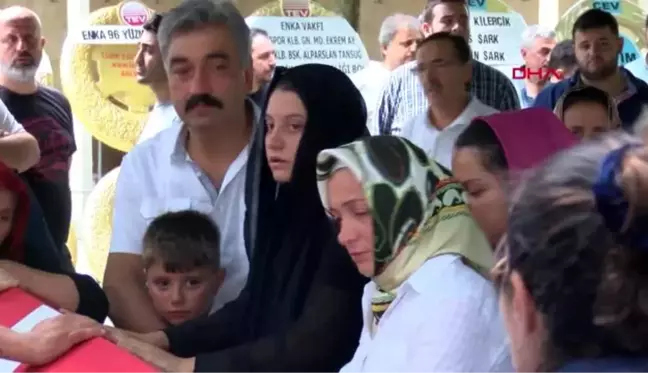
xmin=554 ymin=86 xmax=620 ymax=140
xmin=317 ymin=136 xmax=511 ymax=372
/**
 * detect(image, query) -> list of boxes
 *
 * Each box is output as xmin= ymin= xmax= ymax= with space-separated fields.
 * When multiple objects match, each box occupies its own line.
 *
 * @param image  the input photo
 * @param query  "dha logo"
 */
xmin=119 ymin=1 xmax=150 ymax=27
xmin=511 ymin=67 xmax=565 ymax=81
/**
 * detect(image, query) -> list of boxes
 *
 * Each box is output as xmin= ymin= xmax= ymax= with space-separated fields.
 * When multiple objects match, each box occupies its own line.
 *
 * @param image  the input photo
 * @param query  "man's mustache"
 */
xmin=185 ymin=94 xmax=223 ymax=112
xmin=13 ymin=52 xmax=35 ymax=65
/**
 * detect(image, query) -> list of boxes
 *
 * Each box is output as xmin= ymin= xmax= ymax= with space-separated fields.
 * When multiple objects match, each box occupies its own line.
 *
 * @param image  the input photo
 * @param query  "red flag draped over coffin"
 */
xmin=0 ymin=287 xmax=157 ymax=372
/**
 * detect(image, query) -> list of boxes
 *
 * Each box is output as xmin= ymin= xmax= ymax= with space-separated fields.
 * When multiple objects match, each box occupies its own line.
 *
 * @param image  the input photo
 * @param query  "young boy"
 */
xmin=142 ymin=210 xmax=225 ymax=325
xmin=554 ymin=86 xmax=620 ymax=140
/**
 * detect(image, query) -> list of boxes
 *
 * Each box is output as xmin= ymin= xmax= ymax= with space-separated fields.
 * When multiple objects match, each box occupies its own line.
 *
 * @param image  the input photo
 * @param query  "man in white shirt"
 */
xmin=134 ymin=13 xmax=179 ymax=144
xmin=103 ymin=0 xmax=254 ymax=332
xmin=401 ymin=32 xmax=497 ymax=169
xmin=374 ymin=0 xmax=519 ymax=136
xmin=351 ymin=14 xmax=421 ymax=134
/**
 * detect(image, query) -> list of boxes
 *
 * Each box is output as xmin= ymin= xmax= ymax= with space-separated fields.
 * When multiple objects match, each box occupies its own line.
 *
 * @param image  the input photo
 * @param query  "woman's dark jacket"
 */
xmin=163 ymin=64 xmax=369 ymax=371
xmin=1 ymin=170 xmax=108 ymax=322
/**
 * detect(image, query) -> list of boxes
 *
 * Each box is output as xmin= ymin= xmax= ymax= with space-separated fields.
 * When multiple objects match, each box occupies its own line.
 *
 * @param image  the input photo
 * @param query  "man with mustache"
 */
xmin=0 ymin=6 xmax=75 ymax=261
xmin=400 ymin=32 xmax=497 ymax=169
xmin=104 ymin=0 xmax=254 ymax=332
xmin=372 ymin=0 xmax=519 ymax=136
xmin=135 ymin=13 xmax=180 ymax=144
xmin=533 ymin=9 xmax=648 ymax=130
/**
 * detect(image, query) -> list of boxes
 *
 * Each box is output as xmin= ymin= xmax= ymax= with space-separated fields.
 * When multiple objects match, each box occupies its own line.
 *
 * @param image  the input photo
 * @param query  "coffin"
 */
xmin=0 ymin=287 xmax=157 ymax=372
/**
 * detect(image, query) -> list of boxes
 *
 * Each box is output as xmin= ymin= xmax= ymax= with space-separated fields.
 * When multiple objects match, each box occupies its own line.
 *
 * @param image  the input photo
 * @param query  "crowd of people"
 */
xmin=1 ymin=0 xmax=648 ymax=371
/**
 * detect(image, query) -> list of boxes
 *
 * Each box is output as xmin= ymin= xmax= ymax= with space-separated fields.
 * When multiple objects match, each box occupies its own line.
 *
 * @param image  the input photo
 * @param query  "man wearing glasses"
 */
xmin=400 ymin=32 xmax=497 ymax=169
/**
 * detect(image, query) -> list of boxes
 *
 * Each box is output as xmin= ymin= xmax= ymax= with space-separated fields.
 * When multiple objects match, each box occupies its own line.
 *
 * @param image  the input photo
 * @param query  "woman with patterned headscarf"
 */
xmin=316 ymin=136 xmax=512 ymax=372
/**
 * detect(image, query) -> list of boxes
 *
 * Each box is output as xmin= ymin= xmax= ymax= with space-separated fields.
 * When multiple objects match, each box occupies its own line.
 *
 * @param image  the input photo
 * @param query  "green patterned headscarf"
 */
xmin=316 ymin=137 xmax=494 ymax=329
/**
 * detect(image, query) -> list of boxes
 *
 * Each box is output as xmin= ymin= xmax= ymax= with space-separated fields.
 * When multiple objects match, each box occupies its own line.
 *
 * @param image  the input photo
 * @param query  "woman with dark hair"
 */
xmin=492 ymin=133 xmax=648 ymax=372
xmin=452 ymin=108 xmax=577 ymax=246
xmin=554 ymin=86 xmax=621 ymax=140
xmin=0 ymin=162 xmax=107 ymax=321
xmin=104 ymin=64 xmax=369 ymax=372
xmin=0 ymin=161 xmax=107 ymax=366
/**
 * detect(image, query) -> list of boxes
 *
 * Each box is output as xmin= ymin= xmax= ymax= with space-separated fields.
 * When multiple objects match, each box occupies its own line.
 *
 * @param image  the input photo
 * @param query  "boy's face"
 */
xmin=145 ymin=261 xmax=224 ymax=325
xmin=563 ymin=100 xmax=613 ymax=140
xmin=0 ymin=189 xmax=16 ymax=243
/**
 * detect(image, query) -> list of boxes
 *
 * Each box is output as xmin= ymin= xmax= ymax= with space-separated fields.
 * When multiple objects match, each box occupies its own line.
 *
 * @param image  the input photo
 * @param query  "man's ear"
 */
xmin=616 ymin=36 xmax=624 ymax=55
xmin=421 ymin=23 xmax=432 ymax=37
xmin=510 ymin=270 xmax=539 ymax=334
xmin=381 ymin=44 xmax=388 ymax=59
xmin=243 ymin=65 xmax=253 ymax=93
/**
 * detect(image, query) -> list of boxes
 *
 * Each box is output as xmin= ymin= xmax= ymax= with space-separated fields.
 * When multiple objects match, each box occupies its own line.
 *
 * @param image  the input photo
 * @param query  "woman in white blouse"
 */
xmin=316 ymin=136 xmax=512 ymax=372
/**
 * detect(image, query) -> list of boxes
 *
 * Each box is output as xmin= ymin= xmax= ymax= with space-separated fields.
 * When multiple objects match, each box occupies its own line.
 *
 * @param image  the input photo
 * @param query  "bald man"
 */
xmin=0 ymin=6 xmax=76 ymax=262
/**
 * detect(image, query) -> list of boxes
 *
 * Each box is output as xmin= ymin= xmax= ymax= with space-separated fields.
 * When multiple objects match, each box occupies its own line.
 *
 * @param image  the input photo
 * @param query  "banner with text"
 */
xmin=71 ymin=25 xmax=143 ymax=44
xmin=246 ymin=16 xmax=369 ymax=75
xmin=468 ymin=0 xmax=527 ymax=66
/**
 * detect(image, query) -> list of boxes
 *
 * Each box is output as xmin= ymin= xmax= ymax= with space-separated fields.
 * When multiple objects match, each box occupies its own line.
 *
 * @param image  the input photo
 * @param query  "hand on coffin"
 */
xmin=0 ymin=267 xmax=19 ymax=291
xmin=104 ymin=327 xmax=169 ymax=349
xmin=19 ymin=312 xmax=105 ymax=366
xmin=105 ymin=327 xmax=194 ymax=372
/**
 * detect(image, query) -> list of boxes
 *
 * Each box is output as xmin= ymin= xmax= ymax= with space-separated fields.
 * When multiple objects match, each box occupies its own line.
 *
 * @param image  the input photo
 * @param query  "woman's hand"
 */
xmin=0 ymin=267 xmax=18 ymax=292
xmin=16 ymin=312 xmax=104 ymax=366
xmin=105 ymin=327 xmax=193 ymax=372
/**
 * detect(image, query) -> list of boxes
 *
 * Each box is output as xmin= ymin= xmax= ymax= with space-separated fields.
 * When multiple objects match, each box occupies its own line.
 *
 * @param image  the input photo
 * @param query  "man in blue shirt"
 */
xmin=533 ymin=9 xmax=648 ymax=130
xmin=624 ymin=15 xmax=648 ymax=83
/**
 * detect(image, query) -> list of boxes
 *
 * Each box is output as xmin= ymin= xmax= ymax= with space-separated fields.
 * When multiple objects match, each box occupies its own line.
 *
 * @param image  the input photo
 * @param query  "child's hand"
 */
xmin=0 ymin=267 xmax=18 ymax=291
